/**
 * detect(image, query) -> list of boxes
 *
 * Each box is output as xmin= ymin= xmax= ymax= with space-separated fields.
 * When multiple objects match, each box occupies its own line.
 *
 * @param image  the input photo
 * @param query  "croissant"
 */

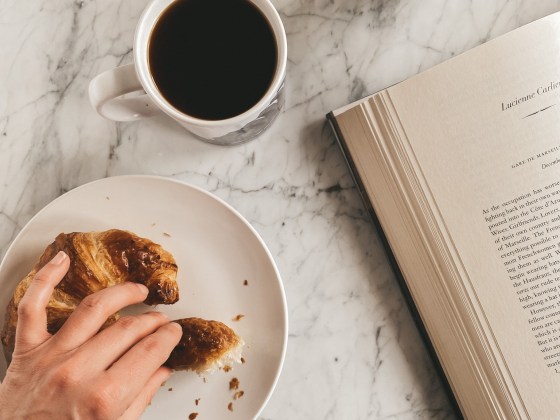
xmin=165 ymin=318 xmax=244 ymax=374
xmin=1 ymin=229 xmax=179 ymax=362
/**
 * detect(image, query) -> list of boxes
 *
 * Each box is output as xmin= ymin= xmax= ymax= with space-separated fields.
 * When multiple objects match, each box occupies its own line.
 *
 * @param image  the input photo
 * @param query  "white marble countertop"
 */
xmin=2 ymin=0 xmax=560 ymax=418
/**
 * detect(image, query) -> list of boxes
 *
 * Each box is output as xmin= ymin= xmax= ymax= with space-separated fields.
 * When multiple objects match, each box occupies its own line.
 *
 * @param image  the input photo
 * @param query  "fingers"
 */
xmin=117 ymin=367 xmax=172 ymax=420
xmin=105 ymin=322 xmax=182 ymax=408
xmin=51 ymin=282 xmax=149 ymax=351
xmin=72 ymin=311 xmax=170 ymax=371
xmin=15 ymin=251 xmax=70 ymax=353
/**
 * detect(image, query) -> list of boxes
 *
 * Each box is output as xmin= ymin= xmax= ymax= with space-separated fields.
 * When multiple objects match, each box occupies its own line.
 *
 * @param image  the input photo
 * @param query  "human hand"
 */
xmin=0 ymin=251 xmax=182 ymax=419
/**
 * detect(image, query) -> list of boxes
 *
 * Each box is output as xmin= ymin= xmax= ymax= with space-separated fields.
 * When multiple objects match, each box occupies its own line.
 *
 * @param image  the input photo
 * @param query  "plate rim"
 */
xmin=0 ymin=174 xmax=288 ymax=419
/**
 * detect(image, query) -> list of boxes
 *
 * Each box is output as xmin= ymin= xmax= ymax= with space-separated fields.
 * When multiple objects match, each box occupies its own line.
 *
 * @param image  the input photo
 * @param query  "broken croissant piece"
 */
xmin=1 ymin=229 xmax=179 ymax=362
xmin=165 ymin=317 xmax=244 ymax=374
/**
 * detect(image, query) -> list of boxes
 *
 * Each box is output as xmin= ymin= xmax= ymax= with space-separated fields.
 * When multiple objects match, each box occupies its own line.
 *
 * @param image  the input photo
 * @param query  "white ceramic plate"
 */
xmin=0 ymin=175 xmax=287 ymax=420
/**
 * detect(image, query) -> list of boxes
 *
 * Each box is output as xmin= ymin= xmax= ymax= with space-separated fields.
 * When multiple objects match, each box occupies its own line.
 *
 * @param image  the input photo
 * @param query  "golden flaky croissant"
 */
xmin=1 ymin=229 xmax=179 ymax=361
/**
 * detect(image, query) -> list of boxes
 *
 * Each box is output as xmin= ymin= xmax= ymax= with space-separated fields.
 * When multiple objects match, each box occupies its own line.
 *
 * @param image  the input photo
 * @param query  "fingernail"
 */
xmin=135 ymin=283 xmax=149 ymax=294
xmin=169 ymin=321 xmax=182 ymax=332
xmin=50 ymin=251 xmax=67 ymax=266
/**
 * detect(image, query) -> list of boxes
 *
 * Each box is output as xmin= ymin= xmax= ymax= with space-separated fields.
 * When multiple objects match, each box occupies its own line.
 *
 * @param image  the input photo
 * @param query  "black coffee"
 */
xmin=149 ymin=0 xmax=278 ymax=120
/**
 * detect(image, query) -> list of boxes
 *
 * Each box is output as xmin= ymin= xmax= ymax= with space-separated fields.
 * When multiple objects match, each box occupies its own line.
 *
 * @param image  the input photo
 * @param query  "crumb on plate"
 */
xmin=229 ymin=377 xmax=240 ymax=390
xmin=228 ymin=402 xmax=233 ymax=412
xmin=232 ymin=314 xmax=244 ymax=322
xmin=234 ymin=391 xmax=245 ymax=400
xmin=223 ymin=365 xmax=232 ymax=372
xmin=189 ymin=413 xmax=199 ymax=420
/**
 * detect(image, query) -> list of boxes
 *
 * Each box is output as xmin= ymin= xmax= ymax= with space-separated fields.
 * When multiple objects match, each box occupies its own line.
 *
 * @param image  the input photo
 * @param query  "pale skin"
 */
xmin=0 ymin=251 xmax=183 ymax=419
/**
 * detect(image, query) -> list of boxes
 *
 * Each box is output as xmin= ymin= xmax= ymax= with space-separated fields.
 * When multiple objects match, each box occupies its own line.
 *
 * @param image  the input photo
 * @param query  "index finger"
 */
xmin=51 ymin=282 xmax=149 ymax=352
xmin=15 ymin=251 xmax=70 ymax=353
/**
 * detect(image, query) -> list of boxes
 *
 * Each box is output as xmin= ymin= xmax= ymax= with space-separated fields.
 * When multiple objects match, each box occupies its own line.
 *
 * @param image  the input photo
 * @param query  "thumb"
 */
xmin=14 ymin=251 xmax=69 ymax=353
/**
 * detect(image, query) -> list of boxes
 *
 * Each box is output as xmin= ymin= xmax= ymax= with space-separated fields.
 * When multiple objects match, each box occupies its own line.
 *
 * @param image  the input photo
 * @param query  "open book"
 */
xmin=328 ymin=12 xmax=560 ymax=420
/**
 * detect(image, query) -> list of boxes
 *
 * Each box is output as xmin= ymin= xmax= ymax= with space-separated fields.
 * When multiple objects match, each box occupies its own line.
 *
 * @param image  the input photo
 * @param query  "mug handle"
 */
xmin=88 ymin=64 xmax=161 ymax=121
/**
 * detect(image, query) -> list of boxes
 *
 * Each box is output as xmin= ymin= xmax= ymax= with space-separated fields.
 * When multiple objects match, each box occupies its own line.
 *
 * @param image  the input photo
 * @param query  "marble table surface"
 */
xmin=2 ymin=0 xmax=560 ymax=418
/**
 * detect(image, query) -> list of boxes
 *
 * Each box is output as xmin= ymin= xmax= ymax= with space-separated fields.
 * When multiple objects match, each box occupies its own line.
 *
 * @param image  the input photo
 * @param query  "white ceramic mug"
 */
xmin=89 ymin=0 xmax=287 ymax=145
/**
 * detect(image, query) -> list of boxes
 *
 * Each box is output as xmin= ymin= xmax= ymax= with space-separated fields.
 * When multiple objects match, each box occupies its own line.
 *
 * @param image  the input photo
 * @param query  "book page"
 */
xmin=386 ymin=12 xmax=560 ymax=419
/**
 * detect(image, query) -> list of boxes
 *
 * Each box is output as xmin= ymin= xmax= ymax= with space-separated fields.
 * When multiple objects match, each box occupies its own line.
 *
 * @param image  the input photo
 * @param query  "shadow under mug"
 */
xmin=88 ymin=0 xmax=287 ymax=146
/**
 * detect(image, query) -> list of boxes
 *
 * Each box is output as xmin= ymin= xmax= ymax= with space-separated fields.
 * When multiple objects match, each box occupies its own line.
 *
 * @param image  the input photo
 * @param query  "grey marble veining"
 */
xmin=2 ymin=0 xmax=560 ymax=418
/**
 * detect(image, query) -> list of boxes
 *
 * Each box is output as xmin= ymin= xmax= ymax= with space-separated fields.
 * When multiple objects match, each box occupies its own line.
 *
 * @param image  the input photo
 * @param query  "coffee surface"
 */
xmin=149 ymin=0 xmax=277 ymax=120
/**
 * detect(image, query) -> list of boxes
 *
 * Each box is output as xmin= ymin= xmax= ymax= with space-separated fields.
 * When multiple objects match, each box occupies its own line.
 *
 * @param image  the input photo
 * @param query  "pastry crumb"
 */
xmin=195 ymin=398 xmax=200 ymax=406
xmin=223 ymin=365 xmax=232 ymax=372
xmin=163 ymin=232 xmax=172 ymax=237
xmin=229 ymin=377 xmax=240 ymax=390
xmin=168 ymin=387 xmax=173 ymax=391
xmin=189 ymin=413 xmax=199 ymax=420
xmin=232 ymin=314 xmax=244 ymax=322
xmin=105 ymin=196 xmax=110 ymax=200
xmin=241 ymin=357 xmax=246 ymax=364
xmin=243 ymin=279 xmax=248 ymax=286
xmin=228 ymin=402 xmax=233 ymax=412
xmin=233 ymin=391 xmax=245 ymax=400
